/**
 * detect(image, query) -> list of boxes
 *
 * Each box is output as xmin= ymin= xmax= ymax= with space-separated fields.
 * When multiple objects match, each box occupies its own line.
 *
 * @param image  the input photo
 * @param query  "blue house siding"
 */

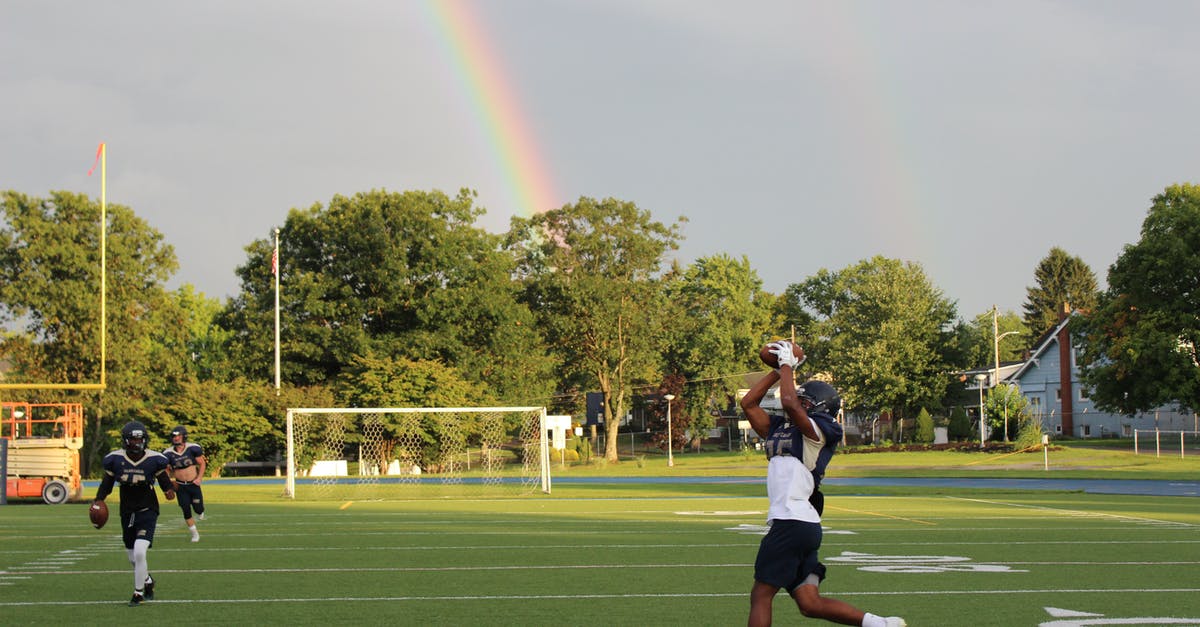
xmin=1008 ymin=317 xmax=1196 ymax=438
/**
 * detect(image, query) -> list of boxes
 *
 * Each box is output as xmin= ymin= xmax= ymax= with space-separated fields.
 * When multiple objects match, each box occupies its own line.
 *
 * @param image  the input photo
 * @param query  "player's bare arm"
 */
xmin=740 ymin=369 xmax=780 ymax=439
xmin=777 ymin=365 xmax=819 ymax=441
xmin=770 ymin=342 xmax=820 ymax=441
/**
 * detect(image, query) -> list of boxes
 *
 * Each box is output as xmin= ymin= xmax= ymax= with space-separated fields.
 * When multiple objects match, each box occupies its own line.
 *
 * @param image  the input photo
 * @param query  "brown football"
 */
xmin=89 ymin=500 xmax=109 ymax=529
xmin=759 ymin=340 xmax=804 ymax=369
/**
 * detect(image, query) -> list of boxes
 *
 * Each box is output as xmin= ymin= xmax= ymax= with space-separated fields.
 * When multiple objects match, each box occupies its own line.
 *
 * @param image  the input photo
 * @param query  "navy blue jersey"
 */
xmin=163 ymin=442 xmax=205 ymax=474
xmin=764 ymin=411 xmax=843 ymax=486
xmin=806 ymin=412 xmax=843 ymax=487
xmin=96 ymin=449 xmax=173 ymax=516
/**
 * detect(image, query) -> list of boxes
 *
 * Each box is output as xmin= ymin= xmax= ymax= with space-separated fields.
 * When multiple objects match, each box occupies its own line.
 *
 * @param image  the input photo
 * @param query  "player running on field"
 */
xmin=163 ymin=425 xmax=207 ymax=542
xmin=741 ymin=340 xmax=906 ymax=627
xmin=93 ymin=421 xmax=176 ymax=607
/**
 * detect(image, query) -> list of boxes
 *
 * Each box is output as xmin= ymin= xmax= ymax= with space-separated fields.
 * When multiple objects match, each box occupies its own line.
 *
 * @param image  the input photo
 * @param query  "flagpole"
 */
xmin=273 ymin=228 xmax=281 ymax=396
xmin=99 ymin=143 xmax=107 ymax=389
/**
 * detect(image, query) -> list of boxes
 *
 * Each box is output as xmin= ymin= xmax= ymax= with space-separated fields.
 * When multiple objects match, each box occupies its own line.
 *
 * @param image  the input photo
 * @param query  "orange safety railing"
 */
xmin=1 ymin=402 xmax=85 ymax=442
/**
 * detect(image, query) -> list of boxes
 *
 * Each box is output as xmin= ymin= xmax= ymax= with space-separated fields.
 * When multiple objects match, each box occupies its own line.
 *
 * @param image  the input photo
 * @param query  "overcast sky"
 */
xmin=4 ymin=1 xmax=1198 ymax=321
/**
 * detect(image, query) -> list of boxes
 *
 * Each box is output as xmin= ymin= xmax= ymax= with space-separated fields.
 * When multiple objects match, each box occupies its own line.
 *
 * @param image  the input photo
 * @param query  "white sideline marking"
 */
xmin=676 ymin=506 xmax=758 ymax=511
xmin=3 ymin=563 xmax=754 ymax=576
xmin=3 ymin=588 xmax=1200 ymax=607
xmin=946 ymin=497 xmax=1196 ymax=527
xmin=14 ymin=537 xmax=1191 ymax=556
xmin=7 ymin=558 xmax=1199 ymax=577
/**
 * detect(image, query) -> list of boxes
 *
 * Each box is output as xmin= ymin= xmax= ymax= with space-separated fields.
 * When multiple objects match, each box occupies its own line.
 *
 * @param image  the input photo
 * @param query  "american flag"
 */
xmin=271 ymin=248 xmax=278 ymax=276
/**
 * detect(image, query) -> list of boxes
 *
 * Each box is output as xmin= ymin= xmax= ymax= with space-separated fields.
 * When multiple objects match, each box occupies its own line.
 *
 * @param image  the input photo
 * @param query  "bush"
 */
xmin=569 ymin=435 xmax=592 ymax=463
xmin=550 ymin=448 xmax=581 ymax=463
xmin=1014 ymin=414 xmax=1044 ymax=450
xmin=915 ymin=408 xmax=935 ymax=443
xmin=948 ymin=406 xmax=973 ymax=441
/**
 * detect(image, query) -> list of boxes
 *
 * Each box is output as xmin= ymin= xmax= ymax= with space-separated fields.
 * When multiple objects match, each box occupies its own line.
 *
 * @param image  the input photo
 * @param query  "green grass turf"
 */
xmin=2 ymin=481 xmax=1198 ymax=625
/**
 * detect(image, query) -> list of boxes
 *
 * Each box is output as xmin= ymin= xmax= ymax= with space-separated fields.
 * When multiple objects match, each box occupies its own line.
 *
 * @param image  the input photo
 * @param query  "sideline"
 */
xmin=79 ymin=476 xmax=1200 ymax=497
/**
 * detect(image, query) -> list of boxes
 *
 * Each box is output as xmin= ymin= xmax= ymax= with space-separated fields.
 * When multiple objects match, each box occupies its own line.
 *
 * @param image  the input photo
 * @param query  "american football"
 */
xmin=759 ymin=340 xmax=804 ymax=369
xmin=89 ymin=500 xmax=108 ymax=529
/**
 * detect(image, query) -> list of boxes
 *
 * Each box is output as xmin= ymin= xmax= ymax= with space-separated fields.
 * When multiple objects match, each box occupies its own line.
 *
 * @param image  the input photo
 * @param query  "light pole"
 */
xmin=992 ymin=306 xmax=1023 ymax=442
xmin=664 ymin=394 xmax=676 ymax=467
xmin=974 ymin=373 xmax=987 ymax=448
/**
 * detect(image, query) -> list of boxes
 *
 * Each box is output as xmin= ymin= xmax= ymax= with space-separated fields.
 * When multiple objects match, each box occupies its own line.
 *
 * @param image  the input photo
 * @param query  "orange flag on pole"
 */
xmin=87 ymin=143 xmax=105 ymax=176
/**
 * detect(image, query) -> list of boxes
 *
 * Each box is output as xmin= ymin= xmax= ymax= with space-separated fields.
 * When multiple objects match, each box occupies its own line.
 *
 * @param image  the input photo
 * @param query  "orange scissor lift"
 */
xmin=1 ymin=402 xmax=85 ymax=504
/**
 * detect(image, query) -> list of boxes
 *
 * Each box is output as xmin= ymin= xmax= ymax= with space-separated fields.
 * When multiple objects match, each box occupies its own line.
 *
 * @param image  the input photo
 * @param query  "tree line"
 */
xmin=2 ymin=184 xmax=1196 ymax=474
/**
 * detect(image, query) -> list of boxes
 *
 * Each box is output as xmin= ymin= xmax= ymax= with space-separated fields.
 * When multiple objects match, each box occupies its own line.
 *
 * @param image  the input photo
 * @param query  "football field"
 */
xmin=2 ymin=483 xmax=1198 ymax=625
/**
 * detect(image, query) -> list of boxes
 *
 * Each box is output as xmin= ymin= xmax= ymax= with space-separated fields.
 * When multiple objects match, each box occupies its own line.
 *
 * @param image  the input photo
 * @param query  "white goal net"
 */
xmin=284 ymin=406 xmax=551 ymax=499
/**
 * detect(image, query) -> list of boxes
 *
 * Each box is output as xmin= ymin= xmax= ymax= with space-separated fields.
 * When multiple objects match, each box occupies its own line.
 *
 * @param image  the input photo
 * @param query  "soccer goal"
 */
xmin=284 ymin=406 xmax=551 ymax=499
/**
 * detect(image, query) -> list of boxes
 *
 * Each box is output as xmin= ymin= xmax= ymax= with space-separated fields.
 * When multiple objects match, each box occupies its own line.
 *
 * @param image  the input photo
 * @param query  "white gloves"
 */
xmin=769 ymin=340 xmax=805 ymax=369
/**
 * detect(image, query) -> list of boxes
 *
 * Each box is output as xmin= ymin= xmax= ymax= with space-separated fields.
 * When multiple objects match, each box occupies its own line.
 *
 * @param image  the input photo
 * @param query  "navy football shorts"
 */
xmin=175 ymin=482 xmax=204 ymax=519
xmin=120 ymin=508 xmax=159 ymax=549
xmin=753 ymin=519 xmax=824 ymax=593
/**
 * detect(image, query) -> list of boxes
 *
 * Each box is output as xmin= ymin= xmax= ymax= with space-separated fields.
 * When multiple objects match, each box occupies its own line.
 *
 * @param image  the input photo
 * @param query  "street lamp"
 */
xmin=992 ymin=305 xmax=1022 ymax=442
xmin=664 ymin=394 xmax=676 ymax=467
xmin=974 ymin=374 xmax=987 ymax=448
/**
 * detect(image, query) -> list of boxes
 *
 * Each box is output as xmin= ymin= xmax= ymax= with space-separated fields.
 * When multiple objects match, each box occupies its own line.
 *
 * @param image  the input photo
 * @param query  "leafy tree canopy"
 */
xmin=1077 ymin=184 xmax=1200 ymax=414
xmin=790 ymin=256 xmax=959 ymax=418
xmin=507 ymin=197 xmax=683 ymax=461
xmin=1022 ymin=247 xmax=1098 ymax=340
xmin=223 ymin=189 xmax=553 ymax=403
xmin=661 ymin=254 xmax=777 ymax=432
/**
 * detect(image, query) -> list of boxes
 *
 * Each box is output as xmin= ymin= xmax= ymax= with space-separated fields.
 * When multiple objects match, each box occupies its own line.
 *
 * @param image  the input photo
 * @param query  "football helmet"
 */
xmin=797 ymin=380 xmax=841 ymax=415
xmin=170 ymin=425 xmax=188 ymax=443
xmin=121 ymin=421 xmax=148 ymax=456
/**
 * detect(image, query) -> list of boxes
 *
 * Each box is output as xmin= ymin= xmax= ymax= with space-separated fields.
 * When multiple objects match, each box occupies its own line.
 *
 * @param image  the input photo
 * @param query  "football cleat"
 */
xmin=128 ymin=593 xmax=145 ymax=607
xmin=143 ymin=579 xmax=155 ymax=600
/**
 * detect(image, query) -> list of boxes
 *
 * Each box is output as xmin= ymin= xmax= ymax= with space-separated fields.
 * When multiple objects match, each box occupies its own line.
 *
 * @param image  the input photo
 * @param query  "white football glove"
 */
xmin=769 ymin=341 xmax=804 ymax=369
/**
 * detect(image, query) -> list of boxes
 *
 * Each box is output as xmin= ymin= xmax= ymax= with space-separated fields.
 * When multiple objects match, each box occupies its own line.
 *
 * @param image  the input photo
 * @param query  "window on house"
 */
xmin=1054 ymin=388 xmax=1061 ymax=402
xmin=1079 ymin=387 xmax=1090 ymax=401
xmin=1054 ymin=423 xmax=1062 ymax=434
xmin=1081 ymin=424 xmax=1091 ymax=437
xmin=1122 ymin=424 xmax=1132 ymax=437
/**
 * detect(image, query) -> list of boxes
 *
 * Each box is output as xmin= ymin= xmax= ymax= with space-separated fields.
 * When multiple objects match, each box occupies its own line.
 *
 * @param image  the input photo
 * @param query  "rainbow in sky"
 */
xmin=419 ymin=0 xmax=560 ymax=219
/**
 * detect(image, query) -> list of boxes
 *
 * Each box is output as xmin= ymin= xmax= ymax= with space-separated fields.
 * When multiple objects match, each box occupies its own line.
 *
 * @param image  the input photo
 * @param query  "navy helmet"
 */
xmin=121 ymin=421 xmax=148 ymax=456
xmin=797 ymin=380 xmax=841 ymax=415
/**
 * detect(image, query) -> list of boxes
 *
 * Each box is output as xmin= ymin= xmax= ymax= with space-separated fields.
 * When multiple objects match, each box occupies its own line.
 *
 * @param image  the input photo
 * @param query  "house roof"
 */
xmin=1008 ymin=315 xmax=1073 ymax=382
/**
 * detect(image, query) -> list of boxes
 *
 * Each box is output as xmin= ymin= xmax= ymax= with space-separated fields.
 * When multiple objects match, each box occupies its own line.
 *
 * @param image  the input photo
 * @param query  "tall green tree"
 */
xmin=222 ymin=189 xmax=553 ymax=404
xmin=507 ymin=197 xmax=683 ymax=462
xmin=1022 ymin=247 xmax=1099 ymax=340
xmin=1076 ymin=184 xmax=1200 ymax=415
xmin=661 ymin=254 xmax=777 ymax=436
xmin=0 ymin=190 xmax=186 ymax=472
xmin=789 ymin=256 xmax=959 ymax=422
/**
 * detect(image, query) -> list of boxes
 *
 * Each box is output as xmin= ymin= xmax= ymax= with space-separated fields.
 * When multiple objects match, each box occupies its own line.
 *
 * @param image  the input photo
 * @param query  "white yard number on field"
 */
xmin=1040 ymin=606 xmax=1200 ymax=626
xmin=824 ymin=551 xmax=1026 ymax=573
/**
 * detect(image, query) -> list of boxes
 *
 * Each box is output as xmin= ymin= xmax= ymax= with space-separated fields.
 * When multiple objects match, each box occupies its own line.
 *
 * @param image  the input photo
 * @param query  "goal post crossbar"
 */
xmin=284 ymin=406 xmax=550 ymax=498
